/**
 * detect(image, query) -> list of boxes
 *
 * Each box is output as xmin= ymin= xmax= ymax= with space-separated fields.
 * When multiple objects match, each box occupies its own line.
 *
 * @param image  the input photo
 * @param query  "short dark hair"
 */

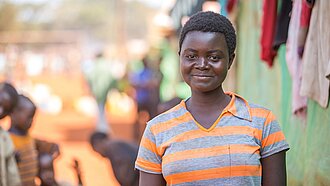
xmin=0 ymin=82 xmax=18 ymax=112
xmin=90 ymin=131 xmax=108 ymax=146
xmin=178 ymin=11 xmax=236 ymax=58
xmin=18 ymin=95 xmax=36 ymax=111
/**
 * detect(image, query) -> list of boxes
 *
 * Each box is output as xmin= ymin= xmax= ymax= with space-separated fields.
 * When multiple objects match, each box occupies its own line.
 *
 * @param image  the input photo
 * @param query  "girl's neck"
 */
xmin=189 ymin=88 xmax=229 ymax=108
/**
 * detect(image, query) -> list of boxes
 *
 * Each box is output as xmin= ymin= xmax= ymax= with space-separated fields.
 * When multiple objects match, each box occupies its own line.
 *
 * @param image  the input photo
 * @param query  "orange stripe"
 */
xmin=20 ymin=169 xmax=38 ymax=176
xmin=150 ymin=112 xmax=191 ymax=135
xmin=136 ymin=157 xmax=161 ymax=172
xmin=166 ymin=165 xmax=261 ymax=185
xmin=140 ymin=137 xmax=160 ymax=156
xmin=18 ymin=160 xmax=38 ymax=169
xmin=163 ymin=144 xmax=260 ymax=165
xmin=225 ymin=92 xmax=253 ymax=120
xmin=158 ymin=126 xmax=261 ymax=154
xmin=227 ymin=99 xmax=237 ymax=116
xmin=249 ymin=108 xmax=270 ymax=118
xmin=264 ymin=112 xmax=277 ymax=126
xmin=193 ymin=111 xmax=228 ymax=132
xmin=10 ymin=135 xmax=34 ymax=148
xmin=18 ymin=161 xmax=38 ymax=172
xmin=262 ymin=131 xmax=286 ymax=148
xmin=20 ymin=152 xmax=38 ymax=161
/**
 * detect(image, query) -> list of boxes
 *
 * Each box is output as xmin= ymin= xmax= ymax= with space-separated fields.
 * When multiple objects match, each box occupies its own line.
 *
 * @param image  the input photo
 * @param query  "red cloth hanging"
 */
xmin=260 ymin=0 xmax=278 ymax=67
xmin=297 ymin=0 xmax=313 ymax=58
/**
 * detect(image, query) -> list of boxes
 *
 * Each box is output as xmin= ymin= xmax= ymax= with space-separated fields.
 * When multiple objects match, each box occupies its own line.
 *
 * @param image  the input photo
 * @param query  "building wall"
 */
xmin=235 ymin=1 xmax=330 ymax=185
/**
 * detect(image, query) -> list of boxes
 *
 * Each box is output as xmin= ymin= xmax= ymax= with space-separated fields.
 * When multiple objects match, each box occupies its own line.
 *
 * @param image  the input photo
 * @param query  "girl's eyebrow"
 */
xmin=183 ymin=48 xmax=225 ymax=55
xmin=207 ymin=49 xmax=225 ymax=55
xmin=183 ymin=48 xmax=197 ymax=53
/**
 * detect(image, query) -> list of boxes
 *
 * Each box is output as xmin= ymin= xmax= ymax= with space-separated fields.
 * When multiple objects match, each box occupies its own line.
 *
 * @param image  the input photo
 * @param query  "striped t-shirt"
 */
xmin=135 ymin=92 xmax=289 ymax=185
xmin=10 ymin=133 xmax=38 ymax=186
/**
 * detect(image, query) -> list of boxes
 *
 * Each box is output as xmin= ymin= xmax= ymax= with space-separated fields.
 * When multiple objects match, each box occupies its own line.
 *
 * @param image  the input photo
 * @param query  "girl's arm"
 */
xmin=139 ymin=171 xmax=166 ymax=186
xmin=261 ymin=151 xmax=287 ymax=186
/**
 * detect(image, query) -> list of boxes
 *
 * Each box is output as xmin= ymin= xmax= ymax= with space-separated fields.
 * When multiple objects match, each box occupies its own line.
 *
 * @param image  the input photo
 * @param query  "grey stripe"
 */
xmin=148 ymin=105 xmax=187 ymax=127
xmin=142 ymin=125 xmax=156 ymax=143
xmin=137 ymin=146 xmax=161 ymax=164
xmin=174 ymin=176 xmax=261 ymax=186
xmin=155 ymin=121 xmax=198 ymax=145
xmin=135 ymin=165 xmax=162 ymax=175
xmin=262 ymin=120 xmax=282 ymax=139
xmin=261 ymin=141 xmax=290 ymax=158
xmin=163 ymin=154 xmax=230 ymax=176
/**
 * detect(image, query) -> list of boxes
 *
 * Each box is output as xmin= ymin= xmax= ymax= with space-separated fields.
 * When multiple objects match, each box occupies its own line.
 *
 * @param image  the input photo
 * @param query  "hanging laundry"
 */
xmin=219 ymin=0 xmax=228 ymax=16
xmin=286 ymin=0 xmax=308 ymax=118
xmin=300 ymin=0 xmax=330 ymax=108
xmin=327 ymin=61 xmax=330 ymax=80
xmin=226 ymin=0 xmax=238 ymax=14
xmin=260 ymin=0 xmax=278 ymax=67
xmin=297 ymin=0 xmax=313 ymax=58
xmin=273 ymin=0 xmax=292 ymax=50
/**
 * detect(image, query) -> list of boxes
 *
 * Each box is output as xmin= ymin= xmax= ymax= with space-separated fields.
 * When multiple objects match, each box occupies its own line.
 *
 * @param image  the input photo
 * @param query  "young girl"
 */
xmin=135 ymin=11 xmax=289 ymax=186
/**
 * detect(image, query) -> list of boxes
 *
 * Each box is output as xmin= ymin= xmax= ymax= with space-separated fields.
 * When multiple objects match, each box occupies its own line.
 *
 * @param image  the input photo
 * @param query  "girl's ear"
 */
xmin=228 ymin=53 xmax=235 ymax=70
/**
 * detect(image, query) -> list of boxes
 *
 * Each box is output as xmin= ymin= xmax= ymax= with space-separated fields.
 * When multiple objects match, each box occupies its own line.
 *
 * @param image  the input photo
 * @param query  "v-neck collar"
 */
xmin=180 ymin=92 xmax=252 ymax=132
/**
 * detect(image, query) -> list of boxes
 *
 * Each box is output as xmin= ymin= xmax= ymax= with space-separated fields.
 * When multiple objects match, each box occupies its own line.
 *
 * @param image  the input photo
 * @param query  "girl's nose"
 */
xmin=196 ymin=57 xmax=209 ymax=69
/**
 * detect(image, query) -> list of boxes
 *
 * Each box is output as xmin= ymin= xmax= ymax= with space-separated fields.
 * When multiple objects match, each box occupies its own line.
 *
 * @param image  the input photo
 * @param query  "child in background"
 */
xmin=38 ymin=154 xmax=82 ymax=186
xmin=89 ymin=132 xmax=139 ymax=186
xmin=9 ymin=95 xmax=59 ymax=186
xmin=0 ymin=82 xmax=21 ymax=186
xmin=38 ymin=154 xmax=57 ymax=186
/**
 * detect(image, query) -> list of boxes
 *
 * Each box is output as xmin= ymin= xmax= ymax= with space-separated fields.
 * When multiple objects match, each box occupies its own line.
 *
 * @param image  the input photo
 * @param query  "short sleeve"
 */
xmin=135 ymin=123 xmax=162 ymax=174
xmin=260 ymin=111 xmax=290 ymax=158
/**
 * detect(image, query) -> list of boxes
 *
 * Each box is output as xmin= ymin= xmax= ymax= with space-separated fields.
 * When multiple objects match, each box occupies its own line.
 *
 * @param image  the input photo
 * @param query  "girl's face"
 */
xmin=180 ymin=31 xmax=233 ymax=94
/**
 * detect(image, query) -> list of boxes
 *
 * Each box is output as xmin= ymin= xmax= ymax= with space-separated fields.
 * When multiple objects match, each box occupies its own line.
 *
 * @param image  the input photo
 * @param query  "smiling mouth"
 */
xmin=192 ymin=75 xmax=213 ymax=77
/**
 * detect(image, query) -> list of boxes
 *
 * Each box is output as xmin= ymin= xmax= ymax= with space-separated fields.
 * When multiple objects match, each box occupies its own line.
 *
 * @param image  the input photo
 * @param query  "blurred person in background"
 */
xmin=38 ymin=154 xmax=83 ymax=186
xmin=130 ymin=56 xmax=162 ymax=119
xmin=8 ymin=95 xmax=59 ymax=186
xmin=130 ymin=56 xmax=162 ymax=142
xmin=156 ymin=97 xmax=182 ymax=115
xmin=89 ymin=131 xmax=139 ymax=186
xmin=38 ymin=154 xmax=61 ymax=186
xmin=84 ymin=52 xmax=118 ymax=133
xmin=0 ymin=82 xmax=21 ymax=186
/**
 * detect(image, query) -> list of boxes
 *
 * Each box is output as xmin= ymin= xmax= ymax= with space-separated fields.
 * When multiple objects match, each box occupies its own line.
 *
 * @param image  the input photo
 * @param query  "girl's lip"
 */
xmin=192 ymin=74 xmax=213 ymax=77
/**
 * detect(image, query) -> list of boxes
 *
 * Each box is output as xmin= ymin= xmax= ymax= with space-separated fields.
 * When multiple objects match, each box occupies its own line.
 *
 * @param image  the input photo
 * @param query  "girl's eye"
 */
xmin=185 ymin=54 xmax=197 ymax=60
xmin=208 ymin=56 xmax=220 ymax=61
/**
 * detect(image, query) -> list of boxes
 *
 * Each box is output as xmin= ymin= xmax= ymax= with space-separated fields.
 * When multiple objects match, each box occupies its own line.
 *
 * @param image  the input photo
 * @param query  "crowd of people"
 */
xmin=0 ymin=82 xmax=82 ymax=186
xmin=0 ymin=42 xmax=183 ymax=186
